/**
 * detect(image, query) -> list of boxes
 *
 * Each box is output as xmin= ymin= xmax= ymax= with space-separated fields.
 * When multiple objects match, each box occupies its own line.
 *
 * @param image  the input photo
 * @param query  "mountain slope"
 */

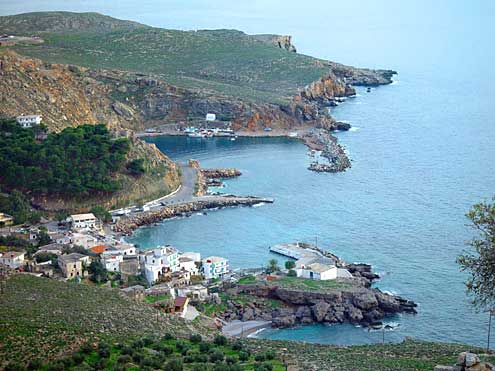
xmin=0 ymin=12 xmax=394 ymax=105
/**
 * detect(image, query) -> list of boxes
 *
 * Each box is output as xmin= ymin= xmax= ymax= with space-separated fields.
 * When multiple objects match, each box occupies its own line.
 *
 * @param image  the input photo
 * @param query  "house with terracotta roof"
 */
xmin=90 ymin=245 xmax=108 ymax=255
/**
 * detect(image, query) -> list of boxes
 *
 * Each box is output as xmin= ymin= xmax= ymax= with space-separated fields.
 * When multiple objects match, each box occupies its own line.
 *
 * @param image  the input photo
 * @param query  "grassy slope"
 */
xmin=1 ymin=12 xmax=329 ymax=103
xmin=0 ymin=274 xmax=214 ymax=365
xmin=246 ymin=339 xmax=492 ymax=371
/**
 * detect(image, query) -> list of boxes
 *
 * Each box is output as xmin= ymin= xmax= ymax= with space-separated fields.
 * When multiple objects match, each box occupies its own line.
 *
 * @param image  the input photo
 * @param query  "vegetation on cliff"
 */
xmin=0 ymin=120 xmax=131 ymax=196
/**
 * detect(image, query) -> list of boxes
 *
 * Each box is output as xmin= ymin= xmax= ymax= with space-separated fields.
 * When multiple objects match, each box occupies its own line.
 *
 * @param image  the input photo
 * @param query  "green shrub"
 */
xmin=255 ymin=354 xmax=266 ymax=362
xmin=117 ymin=355 xmax=132 ymax=364
xmin=160 ymin=345 xmax=174 ymax=355
xmin=238 ymin=351 xmax=249 ymax=361
xmin=287 ymin=269 xmax=297 ymax=277
xmin=209 ymin=349 xmax=225 ymax=363
xmin=163 ymin=332 xmax=175 ymax=341
xmin=199 ymin=342 xmax=211 ymax=353
xmin=226 ymin=355 xmax=238 ymax=364
xmin=165 ymin=358 xmax=183 ymax=371
xmin=214 ymin=335 xmax=228 ymax=346
xmin=190 ymin=333 xmax=202 ymax=343
xmin=264 ymin=351 xmax=275 ymax=360
xmin=232 ymin=340 xmax=243 ymax=351
xmin=26 ymin=359 xmax=43 ymax=370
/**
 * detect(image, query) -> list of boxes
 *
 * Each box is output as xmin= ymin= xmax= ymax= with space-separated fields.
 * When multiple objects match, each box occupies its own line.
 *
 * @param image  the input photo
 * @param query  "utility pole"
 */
xmin=488 ymin=309 xmax=493 ymax=353
xmin=315 ymin=235 xmax=318 ymax=249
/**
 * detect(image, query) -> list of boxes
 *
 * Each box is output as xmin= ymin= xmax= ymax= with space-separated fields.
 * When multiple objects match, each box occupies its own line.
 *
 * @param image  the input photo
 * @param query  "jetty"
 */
xmin=270 ymin=242 xmax=341 ymax=264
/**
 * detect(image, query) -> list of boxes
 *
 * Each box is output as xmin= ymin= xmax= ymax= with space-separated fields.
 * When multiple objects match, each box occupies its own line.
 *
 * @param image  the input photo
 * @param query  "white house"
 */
xmin=139 ymin=246 xmax=179 ymax=284
xmin=177 ymin=284 xmax=209 ymax=301
xmin=297 ymin=262 xmax=337 ymax=281
xmin=178 ymin=256 xmax=199 ymax=275
xmin=102 ymin=243 xmax=136 ymax=257
xmin=0 ymin=251 xmax=25 ymax=269
xmin=102 ymin=254 xmax=123 ymax=272
xmin=201 ymin=256 xmax=229 ymax=280
xmin=68 ymin=213 xmax=99 ymax=231
xmin=205 ymin=113 xmax=216 ymax=121
xmin=65 ymin=232 xmax=99 ymax=249
xmin=16 ymin=115 xmax=42 ymax=128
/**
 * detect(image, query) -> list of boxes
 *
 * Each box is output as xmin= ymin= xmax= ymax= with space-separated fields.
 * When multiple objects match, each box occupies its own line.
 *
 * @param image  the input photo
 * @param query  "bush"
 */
xmin=165 ymin=358 xmax=183 ymax=371
xmin=199 ymin=342 xmax=211 ymax=353
xmin=190 ymin=333 xmax=202 ymax=343
xmin=175 ymin=340 xmax=186 ymax=352
xmin=192 ymin=364 xmax=208 ymax=371
xmin=72 ymin=352 xmax=85 ymax=365
xmin=73 ymin=363 xmax=93 ymax=371
xmin=214 ymin=335 xmax=228 ymax=346
xmin=117 ymin=355 xmax=132 ymax=364
xmin=163 ymin=332 xmax=175 ymax=341
xmin=26 ymin=359 xmax=43 ymax=370
xmin=232 ymin=340 xmax=243 ymax=351
xmin=254 ymin=363 xmax=273 ymax=371
xmin=79 ymin=342 xmax=94 ymax=354
xmin=287 ymin=269 xmax=297 ymax=277
xmin=127 ymin=158 xmax=146 ymax=176
xmin=255 ymin=354 xmax=266 ymax=362
xmin=264 ymin=351 xmax=275 ymax=360
xmin=5 ymin=363 xmax=24 ymax=371
xmin=209 ymin=349 xmax=225 ymax=363
xmin=226 ymin=355 xmax=238 ymax=364
xmin=194 ymin=353 xmax=208 ymax=363
xmin=160 ymin=345 xmax=174 ymax=355
xmin=238 ymin=351 xmax=249 ymax=362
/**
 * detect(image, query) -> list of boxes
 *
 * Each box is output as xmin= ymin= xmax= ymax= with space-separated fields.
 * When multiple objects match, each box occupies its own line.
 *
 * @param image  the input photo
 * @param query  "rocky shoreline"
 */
xmin=303 ymin=129 xmax=352 ymax=173
xmin=114 ymin=196 xmax=273 ymax=234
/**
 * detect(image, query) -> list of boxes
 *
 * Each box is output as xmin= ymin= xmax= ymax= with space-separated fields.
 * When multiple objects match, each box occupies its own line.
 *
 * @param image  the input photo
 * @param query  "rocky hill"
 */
xmin=0 ymin=12 xmax=395 ymax=133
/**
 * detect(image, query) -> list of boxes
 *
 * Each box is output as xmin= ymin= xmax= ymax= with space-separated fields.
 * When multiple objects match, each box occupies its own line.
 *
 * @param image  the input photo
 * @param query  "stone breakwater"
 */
xmin=202 ymin=168 xmax=242 ymax=179
xmin=303 ymin=129 xmax=351 ymax=173
xmin=219 ymin=282 xmax=417 ymax=329
xmin=114 ymin=196 xmax=273 ymax=234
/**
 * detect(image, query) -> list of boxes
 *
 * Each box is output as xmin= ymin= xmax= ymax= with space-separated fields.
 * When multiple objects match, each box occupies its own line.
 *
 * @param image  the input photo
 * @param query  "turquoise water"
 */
xmin=3 ymin=0 xmax=495 ymax=347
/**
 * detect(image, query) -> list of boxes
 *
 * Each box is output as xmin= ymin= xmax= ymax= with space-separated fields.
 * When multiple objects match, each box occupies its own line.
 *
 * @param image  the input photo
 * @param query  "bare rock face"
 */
xmin=435 ymin=352 xmax=493 ymax=371
xmin=311 ymin=301 xmax=331 ymax=322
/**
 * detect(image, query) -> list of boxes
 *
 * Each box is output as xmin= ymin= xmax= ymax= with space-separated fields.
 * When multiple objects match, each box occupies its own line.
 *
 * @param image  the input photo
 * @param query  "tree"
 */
xmin=287 ymin=269 xmax=297 ymax=277
xmin=55 ymin=210 xmax=69 ymax=222
xmin=90 ymin=206 xmax=112 ymax=223
xmin=8 ymin=190 xmax=30 ymax=224
xmin=285 ymin=260 xmax=296 ymax=270
xmin=89 ymin=261 xmax=108 ymax=283
xmin=267 ymin=259 xmax=279 ymax=273
xmin=126 ymin=159 xmax=146 ymax=176
xmin=457 ymin=196 xmax=495 ymax=311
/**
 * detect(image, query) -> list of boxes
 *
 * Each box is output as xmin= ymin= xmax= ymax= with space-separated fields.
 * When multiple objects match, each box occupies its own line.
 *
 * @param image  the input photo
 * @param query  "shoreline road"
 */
xmin=157 ymin=163 xmax=197 ymax=206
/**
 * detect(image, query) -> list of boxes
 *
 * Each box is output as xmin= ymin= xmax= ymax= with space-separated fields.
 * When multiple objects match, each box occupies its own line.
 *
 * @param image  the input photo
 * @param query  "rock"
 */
xmin=434 ymin=366 xmax=455 ymax=371
xmin=112 ymin=101 xmax=135 ymax=118
xmin=335 ymin=122 xmax=351 ymax=131
xmin=457 ymin=352 xmax=481 ymax=367
xmin=345 ymin=306 xmax=363 ymax=323
xmin=352 ymin=291 xmax=378 ymax=310
xmin=272 ymin=315 xmax=296 ymax=328
xmin=241 ymin=308 xmax=254 ymax=321
xmin=311 ymin=301 xmax=331 ymax=322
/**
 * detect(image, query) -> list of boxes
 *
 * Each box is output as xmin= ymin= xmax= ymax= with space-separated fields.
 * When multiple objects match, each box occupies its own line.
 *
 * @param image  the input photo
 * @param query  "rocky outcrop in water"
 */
xmin=303 ymin=129 xmax=352 ymax=173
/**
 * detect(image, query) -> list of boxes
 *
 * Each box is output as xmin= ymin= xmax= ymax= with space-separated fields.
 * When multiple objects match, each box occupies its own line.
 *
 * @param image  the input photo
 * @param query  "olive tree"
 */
xmin=457 ymin=196 xmax=495 ymax=311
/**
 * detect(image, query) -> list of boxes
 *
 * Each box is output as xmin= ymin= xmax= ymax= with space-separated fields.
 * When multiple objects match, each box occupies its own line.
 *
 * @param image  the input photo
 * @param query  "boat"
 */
xmin=188 ymin=132 xmax=205 ymax=138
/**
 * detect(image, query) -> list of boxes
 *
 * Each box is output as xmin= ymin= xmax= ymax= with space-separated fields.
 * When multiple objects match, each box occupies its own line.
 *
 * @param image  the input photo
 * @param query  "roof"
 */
xmin=58 ymin=253 xmax=87 ymax=263
xmin=69 ymin=213 xmax=96 ymax=221
xmin=0 ymin=212 xmax=13 ymax=220
xmin=203 ymin=256 xmax=227 ymax=263
xmin=16 ymin=115 xmax=41 ymax=120
xmin=1 ymin=251 xmax=25 ymax=258
xmin=90 ymin=245 xmax=108 ymax=254
xmin=307 ymin=262 xmax=336 ymax=273
xmin=34 ymin=243 xmax=66 ymax=255
xmin=174 ymin=296 xmax=188 ymax=307
xmin=179 ymin=257 xmax=194 ymax=263
xmin=121 ymin=285 xmax=144 ymax=292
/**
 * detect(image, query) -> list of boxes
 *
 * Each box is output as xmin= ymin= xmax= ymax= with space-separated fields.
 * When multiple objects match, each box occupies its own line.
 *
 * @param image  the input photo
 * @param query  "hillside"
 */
xmin=1 ymin=275 xmax=490 ymax=371
xmin=0 ymin=12 xmax=394 ymax=104
xmin=0 ymin=274 xmax=214 ymax=367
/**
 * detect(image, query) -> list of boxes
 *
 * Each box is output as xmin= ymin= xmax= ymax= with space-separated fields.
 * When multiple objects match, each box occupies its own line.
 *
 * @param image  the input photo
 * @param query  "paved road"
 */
xmin=222 ymin=320 xmax=272 ymax=337
xmin=154 ymin=163 xmax=197 ymax=206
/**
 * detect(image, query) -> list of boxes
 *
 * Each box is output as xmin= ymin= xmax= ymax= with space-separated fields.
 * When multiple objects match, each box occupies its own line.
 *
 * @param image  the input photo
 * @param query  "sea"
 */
xmin=2 ymin=0 xmax=494 ymax=348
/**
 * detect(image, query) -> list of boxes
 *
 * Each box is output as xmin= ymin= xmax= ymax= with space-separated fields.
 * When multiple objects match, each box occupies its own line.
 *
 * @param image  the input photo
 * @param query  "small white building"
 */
xmin=139 ymin=245 xmax=179 ymax=284
xmin=297 ymin=262 xmax=337 ymax=281
xmin=0 ymin=251 xmax=25 ymax=269
xmin=177 ymin=284 xmax=209 ymax=301
xmin=102 ymin=243 xmax=136 ymax=257
xmin=68 ymin=213 xmax=98 ymax=231
xmin=65 ymin=232 xmax=99 ymax=249
xmin=179 ymin=256 xmax=199 ymax=275
xmin=16 ymin=115 xmax=42 ymax=128
xmin=102 ymin=254 xmax=123 ymax=272
xmin=205 ymin=113 xmax=216 ymax=122
xmin=202 ymin=256 xmax=229 ymax=280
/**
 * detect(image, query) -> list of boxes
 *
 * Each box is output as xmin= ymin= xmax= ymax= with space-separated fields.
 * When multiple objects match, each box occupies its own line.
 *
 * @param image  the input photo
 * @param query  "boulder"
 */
xmin=112 ymin=101 xmax=135 ymax=118
xmin=311 ymin=301 xmax=331 ymax=322
xmin=352 ymin=291 xmax=378 ymax=310
xmin=345 ymin=306 xmax=363 ymax=323
xmin=434 ymin=366 xmax=454 ymax=371
xmin=241 ymin=308 xmax=254 ymax=321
